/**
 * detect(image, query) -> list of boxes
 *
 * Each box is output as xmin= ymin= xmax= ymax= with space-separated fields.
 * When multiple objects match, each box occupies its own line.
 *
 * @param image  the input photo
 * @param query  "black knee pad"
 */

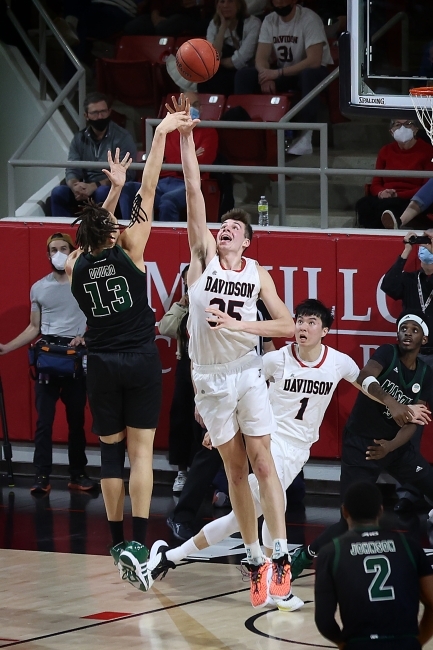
xmin=100 ymin=438 xmax=126 ymax=479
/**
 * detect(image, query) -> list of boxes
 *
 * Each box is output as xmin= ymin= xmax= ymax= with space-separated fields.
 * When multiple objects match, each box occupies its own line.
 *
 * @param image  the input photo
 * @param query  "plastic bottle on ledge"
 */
xmin=258 ymin=196 xmax=269 ymax=227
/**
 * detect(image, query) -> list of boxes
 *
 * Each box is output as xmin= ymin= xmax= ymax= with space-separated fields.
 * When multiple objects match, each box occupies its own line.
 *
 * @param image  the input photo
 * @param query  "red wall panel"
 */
xmin=0 ymin=224 xmax=429 ymax=462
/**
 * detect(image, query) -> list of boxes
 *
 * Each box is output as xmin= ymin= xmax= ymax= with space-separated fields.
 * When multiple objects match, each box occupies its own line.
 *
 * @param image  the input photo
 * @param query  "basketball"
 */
xmin=175 ymin=39 xmax=220 ymax=84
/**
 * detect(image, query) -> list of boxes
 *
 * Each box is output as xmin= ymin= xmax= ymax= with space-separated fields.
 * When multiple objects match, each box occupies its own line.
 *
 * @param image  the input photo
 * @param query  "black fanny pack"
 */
xmin=28 ymin=339 xmax=86 ymax=379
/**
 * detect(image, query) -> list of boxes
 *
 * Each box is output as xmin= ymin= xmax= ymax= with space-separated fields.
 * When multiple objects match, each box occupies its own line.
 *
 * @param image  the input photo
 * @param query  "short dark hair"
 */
xmin=84 ymin=92 xmax=111 ymax=113
xmin=344 ymin=482 xmax=383 ymax=522
xmin=294 ymin=299 xmax=334 ymax=329
xmin=221 ymin=208 xmax=253 ymax=242
xmin=72 ymin=200 xmax=117 ymax=253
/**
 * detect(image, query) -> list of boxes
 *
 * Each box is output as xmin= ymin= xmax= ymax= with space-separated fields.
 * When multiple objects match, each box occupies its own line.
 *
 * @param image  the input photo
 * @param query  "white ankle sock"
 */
xmin=272 ymin=538 xmax=288 ymax=559
xmin=166 ymin=538 xmax=199 ymax=564
xmin=245 ymin=540 xmax=264 ymax=565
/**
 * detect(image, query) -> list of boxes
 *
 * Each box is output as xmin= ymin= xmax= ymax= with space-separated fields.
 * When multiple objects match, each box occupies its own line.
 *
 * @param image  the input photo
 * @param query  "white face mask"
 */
xmin=393 ymin=125 xmax=414 ymax=144
xmin=51 ymin=251 xmax=68 ymax=270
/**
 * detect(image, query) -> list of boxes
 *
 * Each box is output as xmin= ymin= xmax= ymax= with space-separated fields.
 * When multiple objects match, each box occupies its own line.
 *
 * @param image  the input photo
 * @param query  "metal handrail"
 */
xmin=280 ymin=67 xmax=340 ymax=123
xmin=9 ymin=118 xmax=433 ymax=226
xmin=5 ymin=0 xmax=86 ymax=130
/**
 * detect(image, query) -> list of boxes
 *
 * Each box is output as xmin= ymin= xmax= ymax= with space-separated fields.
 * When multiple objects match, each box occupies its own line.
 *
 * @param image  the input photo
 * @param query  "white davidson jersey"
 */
xmin=264 ymin=343 xmax=359 ymax=448
xmin=188 ymin=255 xmax=260 ymax=365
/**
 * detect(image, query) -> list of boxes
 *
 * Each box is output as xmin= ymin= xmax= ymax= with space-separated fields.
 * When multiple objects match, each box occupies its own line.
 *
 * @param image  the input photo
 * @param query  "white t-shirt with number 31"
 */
xmin=259 ymin=5 xmax=333 ymax=69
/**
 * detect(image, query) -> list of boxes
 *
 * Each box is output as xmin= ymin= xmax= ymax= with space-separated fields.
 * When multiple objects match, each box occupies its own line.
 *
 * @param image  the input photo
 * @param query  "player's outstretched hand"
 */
xmin=408 ymin=403 xmax=431 ymax=425
xmin=366 ymin=439 xmax=392 ymax=461
xmin=165 ymin=93 xmax=199 ymax=134
xmin=103 ymin=148 xmax=132 ymax=188
xmin=205 ymin=306 xmax=242 ymax=331
xmin=157 ymin=107 xmax=194 ymax=136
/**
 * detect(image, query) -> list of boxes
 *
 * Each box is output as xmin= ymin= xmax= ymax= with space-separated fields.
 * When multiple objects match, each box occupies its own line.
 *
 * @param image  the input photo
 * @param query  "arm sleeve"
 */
xmin=370 ymin=343 xmax=395 ymax=369
xmin=337 ymin=352 xmax=360 ymax=383
xmin=303 ymin=13 xmax=328 ymax=50
xmin=380 ymin=256 xmax=408 ymax=300
xmin=65 ymin=135 xmax=84 ymax=182
xmin=314 ymin=545 xmax=344 ymax=644
xmin=206 ymin=19 xmax=217 ymax=43
xmin=158 ymin=303 xmax=188 ymax=339
xmin=370 ymin=147 xmax=387 ymax=196
xmin=263 ymin=349 xmax=284 ymax=382
xmin=258 ymin=15 xmax=272 ymax=44
xmin=231 ymin=17 xmax=261 ymax=70
xmin=30 ymin=284 xmax=41 ymax=313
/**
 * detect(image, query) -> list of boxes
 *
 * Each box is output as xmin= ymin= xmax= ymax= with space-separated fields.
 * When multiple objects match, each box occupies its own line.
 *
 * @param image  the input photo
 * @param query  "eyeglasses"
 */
xmin=87 ymin=109 xmax=110 ymax=118
xmin=391 ymin=121 xmax=417 ymax=129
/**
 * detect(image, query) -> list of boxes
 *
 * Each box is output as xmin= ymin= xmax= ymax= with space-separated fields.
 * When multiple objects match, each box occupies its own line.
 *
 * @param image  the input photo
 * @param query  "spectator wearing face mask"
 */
xmin=0 ymin=233 xmax=96 ymax=495
xmin=50 ymin=92 xmax=138 ymax=220
xmin=152 ymin=93 xmax=218 ymax=222
xmin=355 ymin=118 xmax=433 ymax=229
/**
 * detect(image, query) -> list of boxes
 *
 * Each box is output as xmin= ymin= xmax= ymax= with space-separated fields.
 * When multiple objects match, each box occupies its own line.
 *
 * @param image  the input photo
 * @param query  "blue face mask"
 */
xmin=190 ymin=106 xmax=200 ymax=120
xmin=418 ymin=246 xmax=433 ymax=265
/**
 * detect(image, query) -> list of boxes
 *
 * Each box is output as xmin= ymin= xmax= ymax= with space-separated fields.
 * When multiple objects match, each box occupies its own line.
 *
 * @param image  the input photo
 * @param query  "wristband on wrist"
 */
xmin=361 ymin=376 xmax=380 ymax=393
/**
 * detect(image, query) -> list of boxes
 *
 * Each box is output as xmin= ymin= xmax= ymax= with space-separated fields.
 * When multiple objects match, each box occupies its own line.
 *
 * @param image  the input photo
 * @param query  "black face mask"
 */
xmin=88 ymin=116 xmax=110 ymax=132
xmin=273 ymin=3 xmax=293 ymax=17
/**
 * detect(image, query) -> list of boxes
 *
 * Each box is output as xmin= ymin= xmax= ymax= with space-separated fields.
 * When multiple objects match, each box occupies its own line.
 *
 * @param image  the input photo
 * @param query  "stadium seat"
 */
xmin=218 ymin=94 xmax=292 ymax=167
xmin=115 ymin=35 xmax=175 ymax=63
xmin=96 ymin=58 xmax=157 ymax=109
xmin=201 ymin=178 xmax=220 ymax=222
xmin=156 ymin=93 xmax=226 ymax=122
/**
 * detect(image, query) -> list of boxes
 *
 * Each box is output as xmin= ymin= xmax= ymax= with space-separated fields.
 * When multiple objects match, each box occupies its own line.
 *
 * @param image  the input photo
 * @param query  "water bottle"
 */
xmin=258 ymin=196 xmax=269 ymax=227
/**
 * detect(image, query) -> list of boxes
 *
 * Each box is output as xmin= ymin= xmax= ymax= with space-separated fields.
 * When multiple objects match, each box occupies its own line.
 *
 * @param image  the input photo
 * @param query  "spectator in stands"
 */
xmin=199 ymin=0 xmax=261 ymax=96
xmin=234 ymin=0 xmax=333 ymax=156
xmin=154 ymin=93 xmax=218 ymax=221
xmin=0 ymin=233 xmax=97 ymax=495
xmin=159 ymin=265 xmax=201 ymax=494
xmin=123 ymin=0 xmax=208 ymax=36
xmin=51 ymin=92 xmax=138 ymax=220
xmin=355 ymin=118 xmax=433 ymax=229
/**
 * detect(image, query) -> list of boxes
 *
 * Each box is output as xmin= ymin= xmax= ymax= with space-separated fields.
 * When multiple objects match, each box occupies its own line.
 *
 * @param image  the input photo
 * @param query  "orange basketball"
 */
xmin=175 ymin=39 xmax=220 ymax=84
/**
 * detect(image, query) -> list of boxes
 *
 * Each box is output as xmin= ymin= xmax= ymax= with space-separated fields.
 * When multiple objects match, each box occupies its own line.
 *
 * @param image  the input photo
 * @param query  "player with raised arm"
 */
xmin=65 ymin=110 xmax=192 ymax=593
xmin=165 ymin=94 xmax=295 ymax=608
xmin=148 ymin=300 xmax=429 ymax=610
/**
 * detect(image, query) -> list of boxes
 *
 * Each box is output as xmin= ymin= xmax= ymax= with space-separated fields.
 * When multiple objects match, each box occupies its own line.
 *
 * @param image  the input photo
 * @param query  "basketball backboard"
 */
xmin=340 ymin=0 xmax=433 ymax=118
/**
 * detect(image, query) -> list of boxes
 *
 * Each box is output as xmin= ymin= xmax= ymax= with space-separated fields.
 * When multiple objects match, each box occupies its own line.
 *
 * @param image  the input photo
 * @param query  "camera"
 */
xmin=406 ymin=235 xmax=431 ymax=245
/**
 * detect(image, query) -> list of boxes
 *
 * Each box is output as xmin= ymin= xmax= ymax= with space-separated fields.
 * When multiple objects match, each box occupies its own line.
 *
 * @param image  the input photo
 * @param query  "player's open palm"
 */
xmin=103 ymin=148 xmax=132 ymax=188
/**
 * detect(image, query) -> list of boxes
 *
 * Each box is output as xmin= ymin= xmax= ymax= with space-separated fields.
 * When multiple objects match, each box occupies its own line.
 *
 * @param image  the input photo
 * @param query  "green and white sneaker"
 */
xmin=290 ymin=546 xmax=314 ymax=581
xmin=119 ymin=541 xmax=153 ymax=592
xmin=110 ymin=541 xmax=130 ymax=579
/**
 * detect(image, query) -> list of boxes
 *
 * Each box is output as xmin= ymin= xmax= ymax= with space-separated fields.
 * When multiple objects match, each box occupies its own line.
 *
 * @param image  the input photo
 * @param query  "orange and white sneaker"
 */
xmin=246 ymin=559 xmax=272 ymax=608
xmin=269 ymin=554 xmax=291 ymax=599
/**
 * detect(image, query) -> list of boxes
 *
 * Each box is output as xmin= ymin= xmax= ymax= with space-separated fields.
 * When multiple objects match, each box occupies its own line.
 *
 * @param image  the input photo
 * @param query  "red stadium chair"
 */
xmin=218 ymin=94 xmax=292 ymax=167
xmin=156 ymin=93 xmax=226 ymax=122
xmin=201 ymin=178 xmax=220 ymax=222
xmin=115 ymin=35 xmax=175 ymax=63
xmin=96 ymin=58 xmax=157 ymax=109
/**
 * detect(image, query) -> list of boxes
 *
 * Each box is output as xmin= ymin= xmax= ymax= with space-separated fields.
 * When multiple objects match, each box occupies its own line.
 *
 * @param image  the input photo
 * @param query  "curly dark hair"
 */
xmin=72 ymin=200 xmax=118 ymax=253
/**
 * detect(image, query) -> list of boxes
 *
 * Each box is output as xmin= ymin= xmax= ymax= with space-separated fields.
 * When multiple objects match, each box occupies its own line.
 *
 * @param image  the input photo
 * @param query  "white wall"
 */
xmin=0 ymin=42 xmax=73 ymax=217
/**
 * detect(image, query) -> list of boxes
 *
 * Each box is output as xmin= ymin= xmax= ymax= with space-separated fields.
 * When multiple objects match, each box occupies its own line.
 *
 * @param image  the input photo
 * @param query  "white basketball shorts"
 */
xmin=193 ymin=352 xmax=276 ymax=447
